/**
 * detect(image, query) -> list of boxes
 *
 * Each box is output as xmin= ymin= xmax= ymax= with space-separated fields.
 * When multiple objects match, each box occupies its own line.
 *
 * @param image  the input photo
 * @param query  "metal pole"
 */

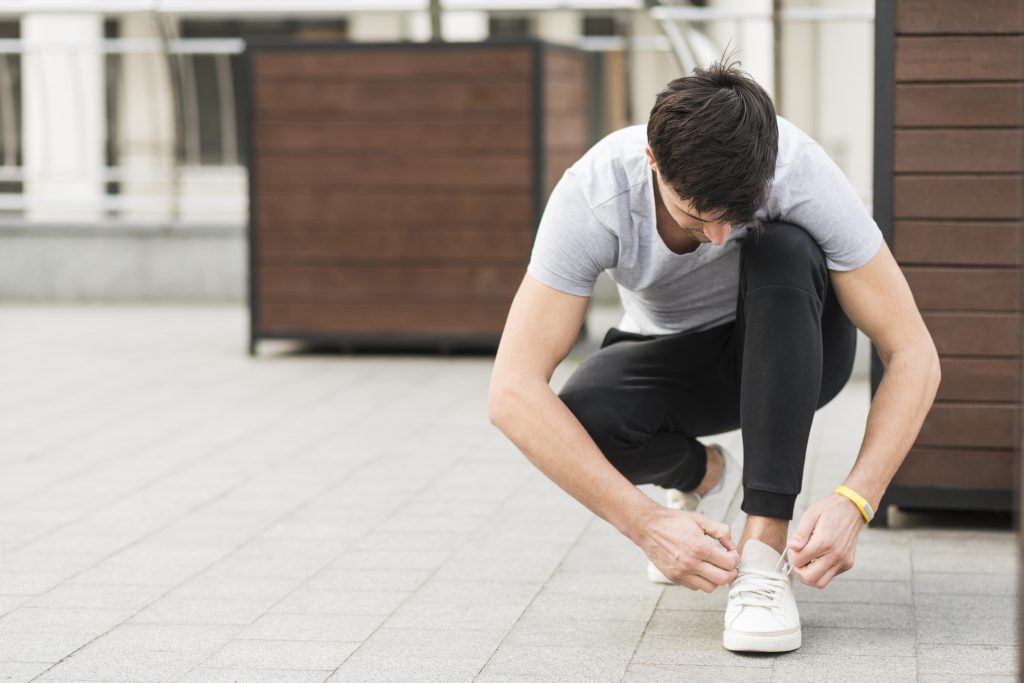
xmin=429 ymin=0 xmax=443 ymax=42
xmin=772 ymin=0 xmax=782 ymax=113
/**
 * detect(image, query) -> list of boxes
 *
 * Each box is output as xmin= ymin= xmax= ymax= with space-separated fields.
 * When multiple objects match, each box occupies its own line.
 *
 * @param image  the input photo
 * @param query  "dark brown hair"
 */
xmin=647 ymin=56 xmax=778 ymax=230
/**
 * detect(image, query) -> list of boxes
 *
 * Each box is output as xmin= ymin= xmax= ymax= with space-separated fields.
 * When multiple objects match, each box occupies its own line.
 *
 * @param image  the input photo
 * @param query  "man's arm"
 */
xmin=787 ymin=238 xmax=941 ymax=586
xmin=488 ymin=273 xmax=739 ymax=591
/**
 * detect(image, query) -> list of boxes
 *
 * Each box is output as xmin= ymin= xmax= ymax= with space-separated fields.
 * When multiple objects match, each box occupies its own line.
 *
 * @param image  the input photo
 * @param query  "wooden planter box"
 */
xmin=871 ymin=0 xmax=1023 ymax=525
xmin=243 ymin=39 xmax=588 ymax=354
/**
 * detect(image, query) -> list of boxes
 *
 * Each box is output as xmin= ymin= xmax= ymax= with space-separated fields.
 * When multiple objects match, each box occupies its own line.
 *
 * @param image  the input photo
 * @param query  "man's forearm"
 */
xmin=842 ymin=348 xmax=941 ymax=509
xmin=489 ymin=379 xmax=659 ymax=543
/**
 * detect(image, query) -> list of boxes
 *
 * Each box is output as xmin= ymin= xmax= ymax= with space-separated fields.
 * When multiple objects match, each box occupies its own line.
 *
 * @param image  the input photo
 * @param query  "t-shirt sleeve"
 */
xmin=777 ymin=142 xmax=884 ymax=272
xmin=526 ymin=168 xmax=618 ymax=297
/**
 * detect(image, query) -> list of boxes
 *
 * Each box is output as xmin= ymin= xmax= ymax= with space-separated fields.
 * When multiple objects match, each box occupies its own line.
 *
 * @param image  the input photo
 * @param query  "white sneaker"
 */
xmin=723 ymin=539 xmax=801 ymax=652
xmin=645 ymin=487 xmax=700 ymax=584
xmin=646 ymin=443 xmax=740 ymax=584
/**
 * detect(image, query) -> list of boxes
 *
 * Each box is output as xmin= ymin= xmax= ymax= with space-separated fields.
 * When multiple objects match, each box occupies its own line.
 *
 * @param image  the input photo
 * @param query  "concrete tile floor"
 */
xmin=0 ymin=304 xmax=1017 ymax=682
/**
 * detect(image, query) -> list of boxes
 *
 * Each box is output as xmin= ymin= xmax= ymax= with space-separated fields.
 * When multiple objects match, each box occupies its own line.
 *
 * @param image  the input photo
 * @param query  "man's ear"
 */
xmin=644 ymin=146 xmax=657 ymax=170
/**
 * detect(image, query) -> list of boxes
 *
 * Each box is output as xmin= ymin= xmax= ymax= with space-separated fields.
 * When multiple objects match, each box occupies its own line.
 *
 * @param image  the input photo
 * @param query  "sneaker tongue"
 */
xmin=740 ymin=539 xmax=782 ymax=572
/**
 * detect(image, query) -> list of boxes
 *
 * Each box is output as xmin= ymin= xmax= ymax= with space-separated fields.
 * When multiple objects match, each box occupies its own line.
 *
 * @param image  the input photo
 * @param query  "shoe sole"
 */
xmin=646 ymin=561 xmax=673 ymax=585
xmin=723 ymin=627 xmax=801 ymax=653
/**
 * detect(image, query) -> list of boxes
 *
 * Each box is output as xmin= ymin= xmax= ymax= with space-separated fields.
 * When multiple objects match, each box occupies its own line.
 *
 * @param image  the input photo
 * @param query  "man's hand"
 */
xmin=786 ymin=494 xmax=865 ymax=588
xmin=637 ymin=508 xmax=740 ymax=592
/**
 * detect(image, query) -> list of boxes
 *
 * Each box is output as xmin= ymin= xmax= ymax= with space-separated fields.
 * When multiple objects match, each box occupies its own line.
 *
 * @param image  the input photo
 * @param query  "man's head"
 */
xmin=646 ymin=57 xmax=779 ymax=242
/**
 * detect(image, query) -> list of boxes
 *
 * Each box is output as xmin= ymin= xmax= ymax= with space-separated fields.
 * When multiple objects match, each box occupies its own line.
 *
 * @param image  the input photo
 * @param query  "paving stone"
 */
xmin=81 ymin=623 xmax=242 ymax=654
xmin=328 ymin=549 xmax=453 ymax=571
xmin=913 ymin=571 xmax=1017 ymax=596
xmin=630 ymin=633 xmax=773 ymax=669
xmin=792 ymin=578 xmax=912 ymax=604
xmin=202 ymin=638 xmax=360 ymax=670
xmin=128 ymin=596 xmax=274 ymax=625
xmin=329 ymin=654 xmax=483 ymax=682
xmin=917 ymin=643 xmax=1017 ymax=676
xmin=268 ymin=589 xmax=412 ymax=617
xmin=353 ymin=627 xmax=506 ymax=661
xmin=501 ymin=617 xmax=647 ymax=650
xmin=0 ymin=606 xmax=132 ymax=633
xmin=0 ymin=661 xmax=55 ymax=682
xmin=180 ymin=667 xmax=332 ymax=682
xmin=911 ymin=550 xmax=1017 ymax=574
xmin=237 ymin=613 xmax=386 ymax=642
xmin=916 ymin=615 xmax=1017 ymax=646
xmin=771 ymin=654 xmax=917 ymax=682
xmin=304 ymin=568 xmax=431 ymax=592
xmin=22 ymin=581 xmax=164 ymax=611
xmin=476 ymin=644 xmax=633 ymax=682
xmin=799 ymin=601 xmax=914 ymax=630
xmin=622 ymin=663 xmax=772 ymax=682
xmin=382 ymin=598 xmax=527 ymax=631
xmin=797 ymin=626 xmax=916 ymax=656
xmin=31 ymin=648 xmax=208 ymax=682
xmin=918 ymin=676 xmax=1015 ymax=683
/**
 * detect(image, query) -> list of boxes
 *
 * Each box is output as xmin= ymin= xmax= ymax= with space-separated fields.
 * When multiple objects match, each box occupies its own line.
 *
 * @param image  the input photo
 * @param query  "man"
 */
xmin=487 ymin=58 xmax=940 ymax=653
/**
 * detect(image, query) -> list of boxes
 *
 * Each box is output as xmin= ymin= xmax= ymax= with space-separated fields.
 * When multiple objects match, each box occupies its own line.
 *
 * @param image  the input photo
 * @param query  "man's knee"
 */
xmin=742 ymin=221 xmax=827 ymax=295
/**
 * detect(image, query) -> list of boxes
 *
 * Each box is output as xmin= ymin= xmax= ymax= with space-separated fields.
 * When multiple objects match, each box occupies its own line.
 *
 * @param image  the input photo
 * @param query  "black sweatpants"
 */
xmin=557 ymin=221 xmax=857 ymax=520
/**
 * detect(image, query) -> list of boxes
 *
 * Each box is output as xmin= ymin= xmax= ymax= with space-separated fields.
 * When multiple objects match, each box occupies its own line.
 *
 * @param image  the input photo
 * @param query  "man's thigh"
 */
xmin=557 ymin=322 xmax=742 ymax=442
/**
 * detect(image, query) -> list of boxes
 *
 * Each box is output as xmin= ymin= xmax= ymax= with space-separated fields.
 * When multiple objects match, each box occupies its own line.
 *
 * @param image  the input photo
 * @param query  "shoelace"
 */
xmin=727 ymin=550 xmax=794 ymax=610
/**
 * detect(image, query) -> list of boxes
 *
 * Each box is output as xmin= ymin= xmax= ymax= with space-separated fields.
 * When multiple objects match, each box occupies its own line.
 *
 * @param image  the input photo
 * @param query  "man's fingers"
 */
xmin=694 ymin=560 xmax=736 ymax=587
xmin=704 ymin=542 xmax=740 ymax=572
xmin=788 ymin=508 xmax=820 ymax=555
xmin=696 ymin=515 xmax=734 ymax=547
xmin=796 ymin=553 xmax=836 ymax=585
xmin=680 ymin=573 xmax=718 ymax=593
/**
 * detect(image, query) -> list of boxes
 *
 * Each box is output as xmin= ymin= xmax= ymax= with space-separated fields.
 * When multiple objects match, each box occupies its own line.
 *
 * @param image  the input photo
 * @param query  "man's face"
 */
xmin=646 ymin=147 xmax=733 ymax=246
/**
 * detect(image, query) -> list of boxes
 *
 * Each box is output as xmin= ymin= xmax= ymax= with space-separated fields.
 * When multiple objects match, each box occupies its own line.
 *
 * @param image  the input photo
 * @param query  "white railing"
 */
xmin=3 ymin=34 xmax=246 ymax=225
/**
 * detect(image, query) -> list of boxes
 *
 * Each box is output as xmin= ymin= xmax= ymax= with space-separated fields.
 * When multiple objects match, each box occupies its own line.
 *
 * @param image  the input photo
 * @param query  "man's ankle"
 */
xmin=739 ymin=516 xmax=789 ymax=556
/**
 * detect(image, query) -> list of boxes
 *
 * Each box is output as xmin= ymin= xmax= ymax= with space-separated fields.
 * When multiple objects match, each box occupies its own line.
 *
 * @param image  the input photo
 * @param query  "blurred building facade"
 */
xmin=0 ymin=0 xmax=874 ymax=302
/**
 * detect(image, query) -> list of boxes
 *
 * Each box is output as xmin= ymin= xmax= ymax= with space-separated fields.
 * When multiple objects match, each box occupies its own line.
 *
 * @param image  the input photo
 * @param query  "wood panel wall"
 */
xmin=887 ymin=0 xmax=1024 ymax=492
xmin=246 ymin=42 xmax=589 ymax=350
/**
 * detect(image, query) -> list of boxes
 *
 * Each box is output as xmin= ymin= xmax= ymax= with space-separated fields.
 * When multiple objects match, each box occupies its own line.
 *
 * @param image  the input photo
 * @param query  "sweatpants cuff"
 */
xmin=741 ymin=487 xmax=796 ymax=520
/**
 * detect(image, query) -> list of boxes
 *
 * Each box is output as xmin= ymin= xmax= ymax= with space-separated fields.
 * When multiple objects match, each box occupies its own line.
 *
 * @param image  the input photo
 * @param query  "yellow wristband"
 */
xmin=833 ymin=485 xmax=874 ymax=524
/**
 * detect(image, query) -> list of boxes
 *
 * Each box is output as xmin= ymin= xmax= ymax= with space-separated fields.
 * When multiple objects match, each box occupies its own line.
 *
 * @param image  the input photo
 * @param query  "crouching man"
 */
xmin=487 ymin=59 xmax=940 ymax=653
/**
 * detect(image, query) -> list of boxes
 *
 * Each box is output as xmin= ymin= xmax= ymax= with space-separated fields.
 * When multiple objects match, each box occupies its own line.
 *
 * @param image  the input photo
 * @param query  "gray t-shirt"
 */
xmin=526 ymin=116 xmax=884 ymax=336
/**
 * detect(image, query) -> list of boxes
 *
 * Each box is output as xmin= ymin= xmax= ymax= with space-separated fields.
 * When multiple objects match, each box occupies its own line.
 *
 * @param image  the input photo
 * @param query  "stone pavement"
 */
xmin=0 ymin=304 xmax=1016 ymax=682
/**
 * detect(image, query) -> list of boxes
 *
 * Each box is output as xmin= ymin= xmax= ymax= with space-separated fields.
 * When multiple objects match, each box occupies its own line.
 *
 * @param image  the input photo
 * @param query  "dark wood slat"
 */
xmin=895 ymin=129 xmax=1023 ymax=173
xmin=924 ymin=313 xmax=1021 ymax=356
xmin=894 ymin=221 xmax=1022 ymax=266
xmin=544 ymin=150 xmax=582 ymax=197
xmin=546 ymin=116 xmax=590 ymax=151
xmin=254 ymin=81 xmax=531 ymax=116
xmin=893 ymin=447 xmax=1015 ymax=489
xmin=257 ymin=229 xmax=533 ymax=262
xmin=256 ymin=190 xmax=533 ymax=228
xmin=544 ymin=48 xmax=586 ymax=80
xmin=904 ymin=266 xmax=1020 ymax=312
xmin=255 ymin=121 xmax=531 ymax=154
xmin=895 ymin=84 xmax=1023 ymax=127
xmin=259 ymin=301 xmax=512 ymax=335
xmin=895 ymin=36 xmax=1023 ymax=81
xmin=915 ymin=403 xmax=1019 ymax=449
xmin=259 ymin=264 xmax=522 ymax=301
xmin=253 ymin=48 xmax=533 ymax=81
xmin=896 ymin=0 xmax=1024 ymax=34
xmin=937 ymin=357 xmax=1021 ymax=402
xmin=894 ymin=175 xmax=1023 ymax=220
xmin=256 ymin=156 xmax=532 ymax=190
